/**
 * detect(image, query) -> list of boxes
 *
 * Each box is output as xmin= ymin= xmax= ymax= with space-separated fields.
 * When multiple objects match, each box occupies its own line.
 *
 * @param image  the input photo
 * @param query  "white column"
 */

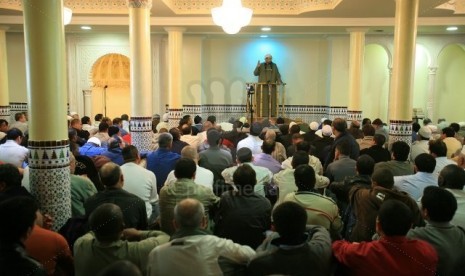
xmin=83 ymin=89 xmax=92 ymax=117
xmin=426 ymin=66 xmax=437 ymax=121
xmin=23 ymin=0 xmax=71 ymax=230
xmin=347 ymin=28 xmax=368 ymax=124
xmin=165 ymin=27 xmax=186 ymax=128
xmin=0 ymin=27 xmax=10 ymax=123
xmin=128 ymin=0 xmax=153 ymax=151
xmin=388 ymin=0 xmax=420 ymax=147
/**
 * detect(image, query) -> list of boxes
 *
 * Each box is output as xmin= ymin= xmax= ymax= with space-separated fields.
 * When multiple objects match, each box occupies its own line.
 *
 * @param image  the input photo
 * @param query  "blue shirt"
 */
xmin=253 ymin=153 xmax=282 ymax=174
xmin=79 ymin=143 xmax=105 ymax=157
xmin=146 ymin=148 xmax=180 ymax=193
xmin=101 ymin=148 xmax=124 ymax=165
xmin=394 ymin=172 xmax=438 ymax=200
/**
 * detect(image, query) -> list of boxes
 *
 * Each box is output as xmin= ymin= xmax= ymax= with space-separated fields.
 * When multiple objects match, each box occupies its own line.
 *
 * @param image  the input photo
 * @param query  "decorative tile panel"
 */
xmin=389 ymin=119 xmax=413 ymax=147
xmin=28 ymin=140 xmax=71 ymax=230
xmin=130 ymin=116 xmax=152 ymax=152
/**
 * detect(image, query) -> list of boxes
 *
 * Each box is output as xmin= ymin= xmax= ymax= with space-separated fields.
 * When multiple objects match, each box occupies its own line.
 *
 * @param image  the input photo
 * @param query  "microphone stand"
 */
xmin=103 ymin=85 xmax=108 ymax=117
xmin=246 ymin=83 xmax=255 ymax=123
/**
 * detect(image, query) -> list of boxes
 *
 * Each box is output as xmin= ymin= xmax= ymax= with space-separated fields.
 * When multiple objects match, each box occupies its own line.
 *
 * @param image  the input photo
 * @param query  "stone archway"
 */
xmin=90 ymin=53 xmax=131 ymax=119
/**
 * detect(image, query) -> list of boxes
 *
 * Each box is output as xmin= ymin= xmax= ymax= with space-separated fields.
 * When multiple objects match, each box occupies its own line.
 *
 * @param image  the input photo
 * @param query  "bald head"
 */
xmin=89 ymin=203 xmax=124 ymax=242
xmin=174 ymin=198 xmax=205 ymax=230
xmin=181 ymin=146 xmax=199 ymax=162
xmin=265 ymin=129 xmax=276 ymax=141
xmin=99 ymin=162 xmax=122 ymax=188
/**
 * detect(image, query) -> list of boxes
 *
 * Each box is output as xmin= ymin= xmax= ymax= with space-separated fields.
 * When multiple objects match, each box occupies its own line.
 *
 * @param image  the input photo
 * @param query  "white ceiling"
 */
xmin=0 ymin=0 xmax=464 ymax=35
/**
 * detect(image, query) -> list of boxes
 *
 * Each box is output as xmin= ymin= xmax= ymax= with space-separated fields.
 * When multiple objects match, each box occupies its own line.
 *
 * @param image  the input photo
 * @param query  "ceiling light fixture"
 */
xmin=260 ymin=35 xmax=268 ymax=38
xmin=446 ymin=26 xmax=458 ymax=31
xmin=261 ymin=27 xmax=271 ymax=31
xmin=211 ymin=0 xmax=253 ymax=34
xmin=81 ymin=26 xmax=92 ymax=30
xmin=63 ymin=7 xmax=72 ymax=25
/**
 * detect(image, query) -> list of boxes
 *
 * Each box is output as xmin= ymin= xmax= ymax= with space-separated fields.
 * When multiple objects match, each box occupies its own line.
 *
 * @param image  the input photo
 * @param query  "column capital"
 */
xmin=428 ymin=66 xmax=438 ymax=75
xmin=346 ymin=27 xmax=369 ymax=33
xmin=82 ymin=89 xmax=92 ymax=96
xmin=164 ymin=27 xmax=186 ymax=33
xmin=127 ymin=0 xmax=152 ymax=9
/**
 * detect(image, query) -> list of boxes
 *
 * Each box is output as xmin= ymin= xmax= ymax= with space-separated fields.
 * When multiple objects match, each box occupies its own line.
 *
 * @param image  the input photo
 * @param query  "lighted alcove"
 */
xmin=91 ymin=53 xmax=131 ymax=119
xmin=435 ymin=44 xmax=465 ymax=123
xmin=412 ymin=44 xmax=430 ymax=118
xmin=362 ymin=44 xmax=389 ymax=122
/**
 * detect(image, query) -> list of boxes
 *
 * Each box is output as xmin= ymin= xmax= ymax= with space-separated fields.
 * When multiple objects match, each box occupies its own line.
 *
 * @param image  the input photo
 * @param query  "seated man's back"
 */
xmin=148 ymin=198 xmax=254 ymax=276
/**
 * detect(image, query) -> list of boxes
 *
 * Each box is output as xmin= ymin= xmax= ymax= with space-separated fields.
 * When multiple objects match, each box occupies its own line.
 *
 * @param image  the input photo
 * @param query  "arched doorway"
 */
xmin=91 ymin=53 xmax=131 ymax=119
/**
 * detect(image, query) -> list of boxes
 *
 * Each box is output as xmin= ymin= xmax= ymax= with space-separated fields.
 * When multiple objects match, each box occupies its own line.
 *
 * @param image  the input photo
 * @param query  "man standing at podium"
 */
xmin=254 ymin=54 xmax=282 ymax=117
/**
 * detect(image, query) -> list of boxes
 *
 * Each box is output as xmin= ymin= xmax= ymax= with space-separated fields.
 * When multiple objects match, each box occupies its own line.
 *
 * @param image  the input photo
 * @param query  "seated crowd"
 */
xmin=1 ymin=112 xmax=465 ymax=275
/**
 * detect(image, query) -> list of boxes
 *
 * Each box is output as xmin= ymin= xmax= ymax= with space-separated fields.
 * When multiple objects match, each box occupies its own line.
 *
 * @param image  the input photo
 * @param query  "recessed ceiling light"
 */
xmin=260 ymin=35 xmax=268 ymax=38
xmin=81 ymin=26 xmax=92 ymax=30
xmin=447 ymin=26 xmax=458 ymax=31
xmin=261 ymin=27 xmax=271 ymax=31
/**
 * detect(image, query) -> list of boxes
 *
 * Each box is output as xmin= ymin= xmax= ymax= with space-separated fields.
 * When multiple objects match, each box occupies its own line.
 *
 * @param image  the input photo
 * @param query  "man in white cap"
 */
xmin=253 ymin=54 xmax=282 ymax=117
xmin=410 ymin=126 xmax=432 ymax=162
xmin=156 ymin=113 xmax=170 ymax=132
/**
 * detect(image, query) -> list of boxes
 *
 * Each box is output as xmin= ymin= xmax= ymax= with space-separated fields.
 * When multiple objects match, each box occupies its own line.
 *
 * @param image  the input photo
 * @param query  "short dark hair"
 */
xmin=423 ymin=118 xmax=432 ymax=126
xmin=169 ymin=127 xmax=181 ymax=141
xmin=14 ymin=112 xmax=24 ymax=121
xmin=261 ymin=140 xmax=275 ymax=154
xmin=207 ymin=115 xmax=216 ymax=124
xmin=108 ymin=126 xmax=120 ymax=137
xmin=372 ymin=118 xmax=383 ymax=126
xmin=233 ymin=164 xmax=256 ymax=192
xmin=421 ymin=186 xmax=457 ymax=222
xmin=81 ymin=116 xmax=91 ymax=125
xmin=372 ymin=168 xmax=394 ymax=189
xmin=236 ymin=147 xmax=253 ymax=163
xmin=295 ymin=141 xmax=310 ymax=153
xmin=121 ymin=114 xmax=129 ymax=121
xmin=112 ymin=117 xmax=122 ymax=125
xmin=391 ymin=141 xmax=410 ymax=161
xmin=294 ymin=164 xmax=316 ymax=191
xmin=89 ymin=203 xmax=124 ymax=242
xmin=122 ymin=145 xmax=138 ymax=163
xmin=414 ymin=153 xmax=436 ymax=173
xmin=362 ymin=118 xmax=371 ymax=126
xmin=99 ymin=162 xmax=121 ymax=187
xmin=323 ymin=119 xmax=332 ymax=126
xmin=292 ymin=151 xmax=309 ymax=169
xmin=0 ymin=196 xmax=38 ymax=242
xmin=439 ymin=164 xmax=465 ymax=190
xmin=99 ymin=122 xmax=109 ymax=132
xmin=356 ymin=155 xmax=375 ymax=175
xmin=449 ymin=123 xmax=460 ymax=133
xmin=158 ymin=133 xmax=173 ymax=148
xmin=378 ymin=200 xmax=413 ymax=236
xmin=412 ymin=122 xmax=421 ymax=133
xmin=362 ymin=124 xmax=375 ymax=136
xmin=279 ymin=124 xmax=289 ymax=135
xmin=276 ymin=117 xmax=285 ymax=124
xmin=332 ymin=118 xmax=347 ymax=132
xmin=6 ymin=128 xmax=23 ymax=140
xmin=194 ymin=115 xmax=202 ymax=124
xmin=373 ymin=134 xmax=386 ymax=146
xmin=95 ymin=113 xmax=103 ymax=122
xmin=273 ymin=202 xmax=307 ymax=244
xmin=289 ymin=125 xmax=300 ymax=135
xmin=174 ymin=158 xmax=196 ymax=179
xmin=336 ymin=141 xmax=350 ymax=156
xmin=0 ymin=163 xmax=22 ymax=188
xmin=429 ymin=139 xmax=447 ymax=157
xmin=0 ymin=119 xmax=8 ymax=127
xmin=442 ymin=127 xmax=455 ymax=138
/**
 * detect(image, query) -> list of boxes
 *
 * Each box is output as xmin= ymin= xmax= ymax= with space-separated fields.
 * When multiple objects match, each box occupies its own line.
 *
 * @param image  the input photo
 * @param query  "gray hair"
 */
xmin=158 ymin=133 xmax=173 ymax=148
xmin=174 ymin=198 xmax=205 ymax=230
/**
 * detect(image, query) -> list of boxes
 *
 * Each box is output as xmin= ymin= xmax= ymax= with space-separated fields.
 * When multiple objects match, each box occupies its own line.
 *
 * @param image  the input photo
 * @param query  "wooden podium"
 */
xmin=246 ymin=82 xmax=286 ymax=121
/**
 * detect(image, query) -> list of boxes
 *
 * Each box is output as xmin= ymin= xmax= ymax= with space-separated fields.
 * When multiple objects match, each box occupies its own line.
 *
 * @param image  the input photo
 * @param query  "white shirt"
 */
xmin=410 ymin=140 xmax=429 ymax=162
xmin=121 ymin=162 xmax=158 ymax=218
xmin=164 ymin=165 xmax=214 ymax=191
xmin=237 ymin=135 xmax=263 ymax=155
xmin=433 ymin=157 xmax=457 ymax=177
xmin=147 ymin=234 xmax=255 ymax=276
xmin=281 ymin=155 xmax=323 ymax=175
xmin=0 ymin=140 xmax=29 ymax=168
xmin=447 ymin=188 xmax=465 ymax=229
